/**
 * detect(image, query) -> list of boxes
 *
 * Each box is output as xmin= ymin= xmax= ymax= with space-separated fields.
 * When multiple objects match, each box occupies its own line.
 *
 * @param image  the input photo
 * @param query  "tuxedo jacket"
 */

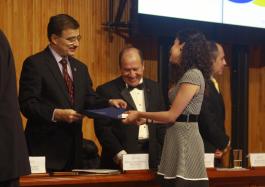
xmin=198 ymin=80 xmax=229 ymax=153
xmin=94 ymin=77 xmax=167 ymax=170
xmin=0 ymin=30 xmax=30 ymax=181
xmin=19 ymin=47 xmax=108 ymax=171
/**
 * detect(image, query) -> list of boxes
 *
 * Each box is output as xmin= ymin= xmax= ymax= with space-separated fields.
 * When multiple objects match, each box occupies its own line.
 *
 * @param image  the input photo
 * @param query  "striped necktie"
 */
xmin=60 ymin=58 xmax=74 ymax=105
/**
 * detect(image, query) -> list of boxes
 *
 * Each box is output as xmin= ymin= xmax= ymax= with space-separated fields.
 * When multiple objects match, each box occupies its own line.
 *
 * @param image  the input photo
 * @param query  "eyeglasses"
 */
xmin=60 ymin=35 xmax=81 ymax=43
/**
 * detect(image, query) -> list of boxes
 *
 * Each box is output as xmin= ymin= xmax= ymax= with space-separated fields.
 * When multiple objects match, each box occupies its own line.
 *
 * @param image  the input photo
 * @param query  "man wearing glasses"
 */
xmin=19 ymin=14 xmax=126 ymax=172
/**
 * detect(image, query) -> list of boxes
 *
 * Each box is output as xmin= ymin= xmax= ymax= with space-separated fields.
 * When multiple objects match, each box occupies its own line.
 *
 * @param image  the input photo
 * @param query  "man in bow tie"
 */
xmin=94 ymin=46 xmax=168 ymax=170
xmin=19 ymin=14 xmax=126 ymax=172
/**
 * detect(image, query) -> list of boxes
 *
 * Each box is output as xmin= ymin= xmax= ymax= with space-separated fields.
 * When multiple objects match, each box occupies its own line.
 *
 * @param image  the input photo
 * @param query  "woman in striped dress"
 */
xmin=123 ymin=29 xmax=212 ymax=187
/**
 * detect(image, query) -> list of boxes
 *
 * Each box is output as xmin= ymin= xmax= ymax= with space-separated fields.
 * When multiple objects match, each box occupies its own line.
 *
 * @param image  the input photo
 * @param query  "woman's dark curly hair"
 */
xmin=170 ymin=29 xmax=212 ymax=85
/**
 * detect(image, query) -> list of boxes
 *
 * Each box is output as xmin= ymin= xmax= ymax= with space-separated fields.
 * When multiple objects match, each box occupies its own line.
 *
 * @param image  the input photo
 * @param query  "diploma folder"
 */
xmin=82 ymin=107 xmax=126 ymax=119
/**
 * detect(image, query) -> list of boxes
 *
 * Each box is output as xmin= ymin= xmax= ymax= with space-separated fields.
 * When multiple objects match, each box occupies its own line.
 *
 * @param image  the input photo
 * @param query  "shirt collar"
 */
xmin=49 ymin=45 xmax=68 ymax=63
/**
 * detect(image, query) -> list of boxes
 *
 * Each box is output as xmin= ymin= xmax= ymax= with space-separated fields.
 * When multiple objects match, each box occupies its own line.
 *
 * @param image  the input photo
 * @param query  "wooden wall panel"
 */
xmin=218 ymin=46 xmax=265 ymax=165
xmin=216 ymin=67 xmax=232 ymax=140
xmin=249 ymin=67 xmax=265 ymax=153
xmin=0 ymin=0 xmax=157 ymax=151
xmin=210 ymin=44 xmax=265 ymax=165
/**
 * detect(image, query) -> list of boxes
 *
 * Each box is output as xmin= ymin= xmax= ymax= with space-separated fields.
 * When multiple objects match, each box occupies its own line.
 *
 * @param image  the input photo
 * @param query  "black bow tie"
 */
xmin=127 ymin=83 xmax=144 ymax=91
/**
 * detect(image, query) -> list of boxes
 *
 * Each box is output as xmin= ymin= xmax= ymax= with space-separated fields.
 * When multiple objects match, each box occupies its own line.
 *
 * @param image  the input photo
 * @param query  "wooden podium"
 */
xmin=20 ymin=170 xmax=158 ymax=187
xmin=208 ymin=167 xmax=265 ymax=187
xmin=20 ymin=168 xmax=265 ymax=187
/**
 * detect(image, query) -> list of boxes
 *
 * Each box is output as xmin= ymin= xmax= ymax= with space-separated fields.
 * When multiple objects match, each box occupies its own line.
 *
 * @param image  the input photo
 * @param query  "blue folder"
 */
xmin=81 ymin=107 xmax=126 ymax=119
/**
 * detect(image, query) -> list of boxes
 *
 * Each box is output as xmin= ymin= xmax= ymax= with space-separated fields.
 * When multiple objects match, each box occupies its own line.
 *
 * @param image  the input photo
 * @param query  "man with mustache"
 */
xmin=19 ymin=14 xmax=126 ymax=172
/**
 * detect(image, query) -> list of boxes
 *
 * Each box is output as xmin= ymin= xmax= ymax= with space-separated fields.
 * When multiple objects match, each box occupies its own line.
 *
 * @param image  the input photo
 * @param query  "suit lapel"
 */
xmin=209 ymin=80 xmax=224 ymax=109
xmin=119 ymin=78 xmax=151 ymax=111
xmin=143 ymin=80 xmax=151 ymax=111
xmin=44 ymin=48 xmax=71 ymax=105
xmin=116 ymin=77 xmax=137 ymax=110
xmin=120 ymin=88 xmax=137 ymax=110
xmin=210 ymin=80 xmax=220 ymax=95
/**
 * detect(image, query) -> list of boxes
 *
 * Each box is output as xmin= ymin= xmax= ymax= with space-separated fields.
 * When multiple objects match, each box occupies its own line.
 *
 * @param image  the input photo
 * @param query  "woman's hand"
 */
xmin=122 ymin=110 xmax=142 ymax=125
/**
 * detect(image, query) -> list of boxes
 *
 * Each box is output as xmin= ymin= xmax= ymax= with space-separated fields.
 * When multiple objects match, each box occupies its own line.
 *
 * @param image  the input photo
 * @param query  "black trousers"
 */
xmin=0 ymin=178 xmax=19 ymax=187
xmin=136 ymin=139 xmax=149 ymax=153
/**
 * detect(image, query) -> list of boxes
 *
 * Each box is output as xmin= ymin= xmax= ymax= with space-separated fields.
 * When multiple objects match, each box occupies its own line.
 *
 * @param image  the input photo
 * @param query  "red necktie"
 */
xmin=60 ymin=58 xmax=74 ymax=105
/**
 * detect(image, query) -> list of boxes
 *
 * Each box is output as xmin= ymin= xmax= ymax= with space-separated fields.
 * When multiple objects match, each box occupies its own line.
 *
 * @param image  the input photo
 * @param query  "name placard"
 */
xmin=29 ymin=156 xmax=46 ymax=173
xmin=122 ymin=154 xmax=149 ymax=171
xmin=249 ymin=153 xmax=265 ymax=167
xmin=204 ymin=153 xmax=215 ymax=168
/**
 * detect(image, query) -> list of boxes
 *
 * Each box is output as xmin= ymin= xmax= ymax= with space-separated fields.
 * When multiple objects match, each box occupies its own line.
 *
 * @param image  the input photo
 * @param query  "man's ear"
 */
xmin=50 ymin=34 xmax=59 ymax=45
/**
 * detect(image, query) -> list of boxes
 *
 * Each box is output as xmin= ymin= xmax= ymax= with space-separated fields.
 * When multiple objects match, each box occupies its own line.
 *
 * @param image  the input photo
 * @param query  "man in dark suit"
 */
xmin=94 ymin=47 xmax=167 ymax=170
xmin=19 ymin=14 xmax=126 ymax=172
xmin=0 ymin=30 xmax=31 ymax=187
xmin=198 ymin=42 xmax=230 ymax=167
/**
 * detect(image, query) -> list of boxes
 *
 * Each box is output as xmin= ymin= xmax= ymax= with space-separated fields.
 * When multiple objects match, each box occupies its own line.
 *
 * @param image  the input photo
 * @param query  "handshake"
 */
xmin=82 ymin=107 xmax=146 ymax=125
